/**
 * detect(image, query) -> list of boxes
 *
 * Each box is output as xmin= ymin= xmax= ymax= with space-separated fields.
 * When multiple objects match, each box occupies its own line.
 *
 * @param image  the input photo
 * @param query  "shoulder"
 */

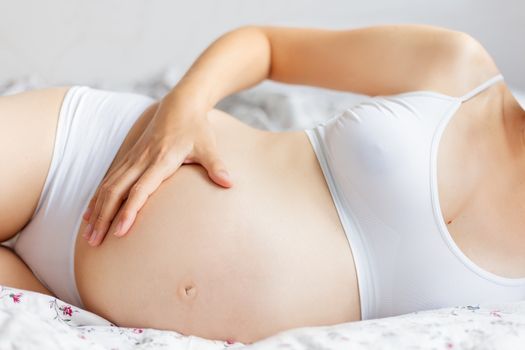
xmin=414 ymin=27 xmax=501 ymax=97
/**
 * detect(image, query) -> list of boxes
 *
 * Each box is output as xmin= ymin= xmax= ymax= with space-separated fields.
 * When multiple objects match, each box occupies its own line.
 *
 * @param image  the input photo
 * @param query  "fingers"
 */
xmin=83 ymin=193 xmax=97 ymax=222
xmin=194 ymin=145 xmax=232 ymax=188
xmin=84 ymin=163 xmax=146 ymax=246
xmin=111 ymin=163 xmax=171 ymax=237
xmin=82 ymin=123 xmax=233 ymax=248
xmin=82 ymin=161 xmax=127 ymax=222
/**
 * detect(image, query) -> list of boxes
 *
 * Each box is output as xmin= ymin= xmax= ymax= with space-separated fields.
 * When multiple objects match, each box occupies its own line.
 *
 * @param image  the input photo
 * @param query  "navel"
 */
xmin=178 ymin=277 xmax=198 ymax=300
xmin=184 ymin=285 xmax=196 ymax=297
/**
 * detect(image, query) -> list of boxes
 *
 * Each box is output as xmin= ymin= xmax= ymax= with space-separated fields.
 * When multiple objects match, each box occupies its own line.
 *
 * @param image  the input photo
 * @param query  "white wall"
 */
xmin=0 ymin=0 xmax=523 ymax=90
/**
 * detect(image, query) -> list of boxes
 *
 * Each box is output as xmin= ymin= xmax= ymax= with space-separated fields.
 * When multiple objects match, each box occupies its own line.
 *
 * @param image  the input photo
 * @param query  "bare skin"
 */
xmin=1 ymin=25 xmax=524 ymax=343
xmin=75 ymin=104 xmax=360 ymax=342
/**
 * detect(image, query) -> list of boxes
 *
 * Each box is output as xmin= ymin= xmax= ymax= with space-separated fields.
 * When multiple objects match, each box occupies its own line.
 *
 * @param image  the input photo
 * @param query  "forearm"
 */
xmin=166 ymin=26 xmax=271 ymax=111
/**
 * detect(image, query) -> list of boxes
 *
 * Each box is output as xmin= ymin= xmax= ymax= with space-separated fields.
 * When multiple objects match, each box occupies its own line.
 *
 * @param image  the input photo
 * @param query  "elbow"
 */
xmin=227 ymin=25 xmax=273 ymax=80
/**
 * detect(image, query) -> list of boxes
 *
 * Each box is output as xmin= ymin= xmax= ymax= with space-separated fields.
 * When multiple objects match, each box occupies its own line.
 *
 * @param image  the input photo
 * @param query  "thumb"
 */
xmin=197 ymin=148 xmax=233 ymax=188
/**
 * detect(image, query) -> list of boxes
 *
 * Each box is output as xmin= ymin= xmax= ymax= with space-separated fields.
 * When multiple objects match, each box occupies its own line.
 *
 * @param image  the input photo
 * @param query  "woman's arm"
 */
xmin=83 ymin=24 xmax=499 ymax=246
xmin=171 ymin=24 xmax=499 ymax=111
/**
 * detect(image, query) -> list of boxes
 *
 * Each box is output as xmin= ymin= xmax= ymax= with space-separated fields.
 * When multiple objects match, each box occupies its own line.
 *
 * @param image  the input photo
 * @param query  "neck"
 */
xmin=501 ymin=87 xmax=525 ymax=161
xmin=512 ymin=98 xmax=525 ymax=153
xmin=519 ymin=103 xmax=525 ymax=151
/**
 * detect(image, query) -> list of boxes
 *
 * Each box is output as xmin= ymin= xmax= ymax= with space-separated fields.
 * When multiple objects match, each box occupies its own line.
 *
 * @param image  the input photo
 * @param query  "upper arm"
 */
xmin=257 ymin=24 xmax=500 ymax=97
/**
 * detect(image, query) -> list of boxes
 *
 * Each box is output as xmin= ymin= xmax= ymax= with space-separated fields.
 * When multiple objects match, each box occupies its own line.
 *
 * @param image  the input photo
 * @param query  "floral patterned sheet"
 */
xmin=2 ymin=285 xmax=525 ymax=350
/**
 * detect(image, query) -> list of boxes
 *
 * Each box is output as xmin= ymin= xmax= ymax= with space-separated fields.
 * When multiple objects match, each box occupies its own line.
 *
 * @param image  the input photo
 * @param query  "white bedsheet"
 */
xmin=2 ymin=70 xmax=525 ymax=349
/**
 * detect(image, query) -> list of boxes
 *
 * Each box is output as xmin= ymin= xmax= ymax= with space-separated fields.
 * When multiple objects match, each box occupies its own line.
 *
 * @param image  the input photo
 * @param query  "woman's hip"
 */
xmin=11 ymin=86 xmax=156 ymax=307
xmin=0 ymin=87 xmax=70 ymax=243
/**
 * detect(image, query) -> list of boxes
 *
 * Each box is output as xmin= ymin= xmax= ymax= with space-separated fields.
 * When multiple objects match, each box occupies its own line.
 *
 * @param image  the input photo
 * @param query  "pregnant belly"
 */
xmin=74 ymin=110 xmax=360 ymax=344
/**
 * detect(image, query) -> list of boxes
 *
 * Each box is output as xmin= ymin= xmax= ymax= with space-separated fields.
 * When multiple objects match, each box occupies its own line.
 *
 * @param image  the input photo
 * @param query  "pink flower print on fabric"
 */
xmin=10 ymin=293 xmax=22 ymax=303
xmin=62 ymin=305 xmax=73 ymax=317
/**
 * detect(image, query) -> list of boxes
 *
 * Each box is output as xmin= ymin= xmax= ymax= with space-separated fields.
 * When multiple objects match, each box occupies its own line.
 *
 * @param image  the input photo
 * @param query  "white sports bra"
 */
xmin=305 ymin=74 xmax=525 ymax=320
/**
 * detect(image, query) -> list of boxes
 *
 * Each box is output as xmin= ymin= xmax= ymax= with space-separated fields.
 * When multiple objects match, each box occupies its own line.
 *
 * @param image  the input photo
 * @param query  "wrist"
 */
xmin=168 ymin=79 xmax=215 ymax=109
xmin=161 ymin=86 xmax=211 ymax=119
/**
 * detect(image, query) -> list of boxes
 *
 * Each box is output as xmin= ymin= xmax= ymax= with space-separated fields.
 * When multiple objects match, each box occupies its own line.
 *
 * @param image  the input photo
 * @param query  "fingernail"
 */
xmin=83 ymin=223 xmax=92 ymax=239
xmin=83 ymin=207 xmax=92 ymax=221
xmin=113 ymin=220 xmax=123 ymax=237
xmin=89 ymin=230 xmax=98 ymax=245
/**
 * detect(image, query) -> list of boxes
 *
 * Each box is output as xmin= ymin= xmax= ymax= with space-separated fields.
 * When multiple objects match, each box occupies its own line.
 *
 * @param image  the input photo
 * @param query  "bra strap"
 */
xmin=459 ymin=74 xmax=504 ymax=102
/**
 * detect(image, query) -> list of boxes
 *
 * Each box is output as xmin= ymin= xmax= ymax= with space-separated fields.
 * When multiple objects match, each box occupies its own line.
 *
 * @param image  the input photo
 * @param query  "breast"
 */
xmin=74 ymin=109 xmax=360 ymax=343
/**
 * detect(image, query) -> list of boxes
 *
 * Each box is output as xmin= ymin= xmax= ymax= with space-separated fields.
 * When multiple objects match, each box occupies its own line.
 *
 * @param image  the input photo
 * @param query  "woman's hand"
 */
xmin=81 ymin=91 xmax=233 ymax=247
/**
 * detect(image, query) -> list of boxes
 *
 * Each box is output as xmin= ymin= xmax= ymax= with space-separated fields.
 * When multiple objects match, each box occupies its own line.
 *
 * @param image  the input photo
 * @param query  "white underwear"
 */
xmin=7 ymin=86 xmax=155 ymax=308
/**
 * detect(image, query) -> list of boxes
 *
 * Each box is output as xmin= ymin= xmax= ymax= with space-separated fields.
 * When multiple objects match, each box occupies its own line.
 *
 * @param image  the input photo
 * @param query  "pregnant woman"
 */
xmin=1 ymin=24 xmax=525 ymax=344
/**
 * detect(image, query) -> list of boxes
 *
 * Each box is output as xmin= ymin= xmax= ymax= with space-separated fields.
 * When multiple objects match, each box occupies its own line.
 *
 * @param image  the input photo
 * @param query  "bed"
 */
xmin=1 ymin=69 xmax=525 ymax=349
